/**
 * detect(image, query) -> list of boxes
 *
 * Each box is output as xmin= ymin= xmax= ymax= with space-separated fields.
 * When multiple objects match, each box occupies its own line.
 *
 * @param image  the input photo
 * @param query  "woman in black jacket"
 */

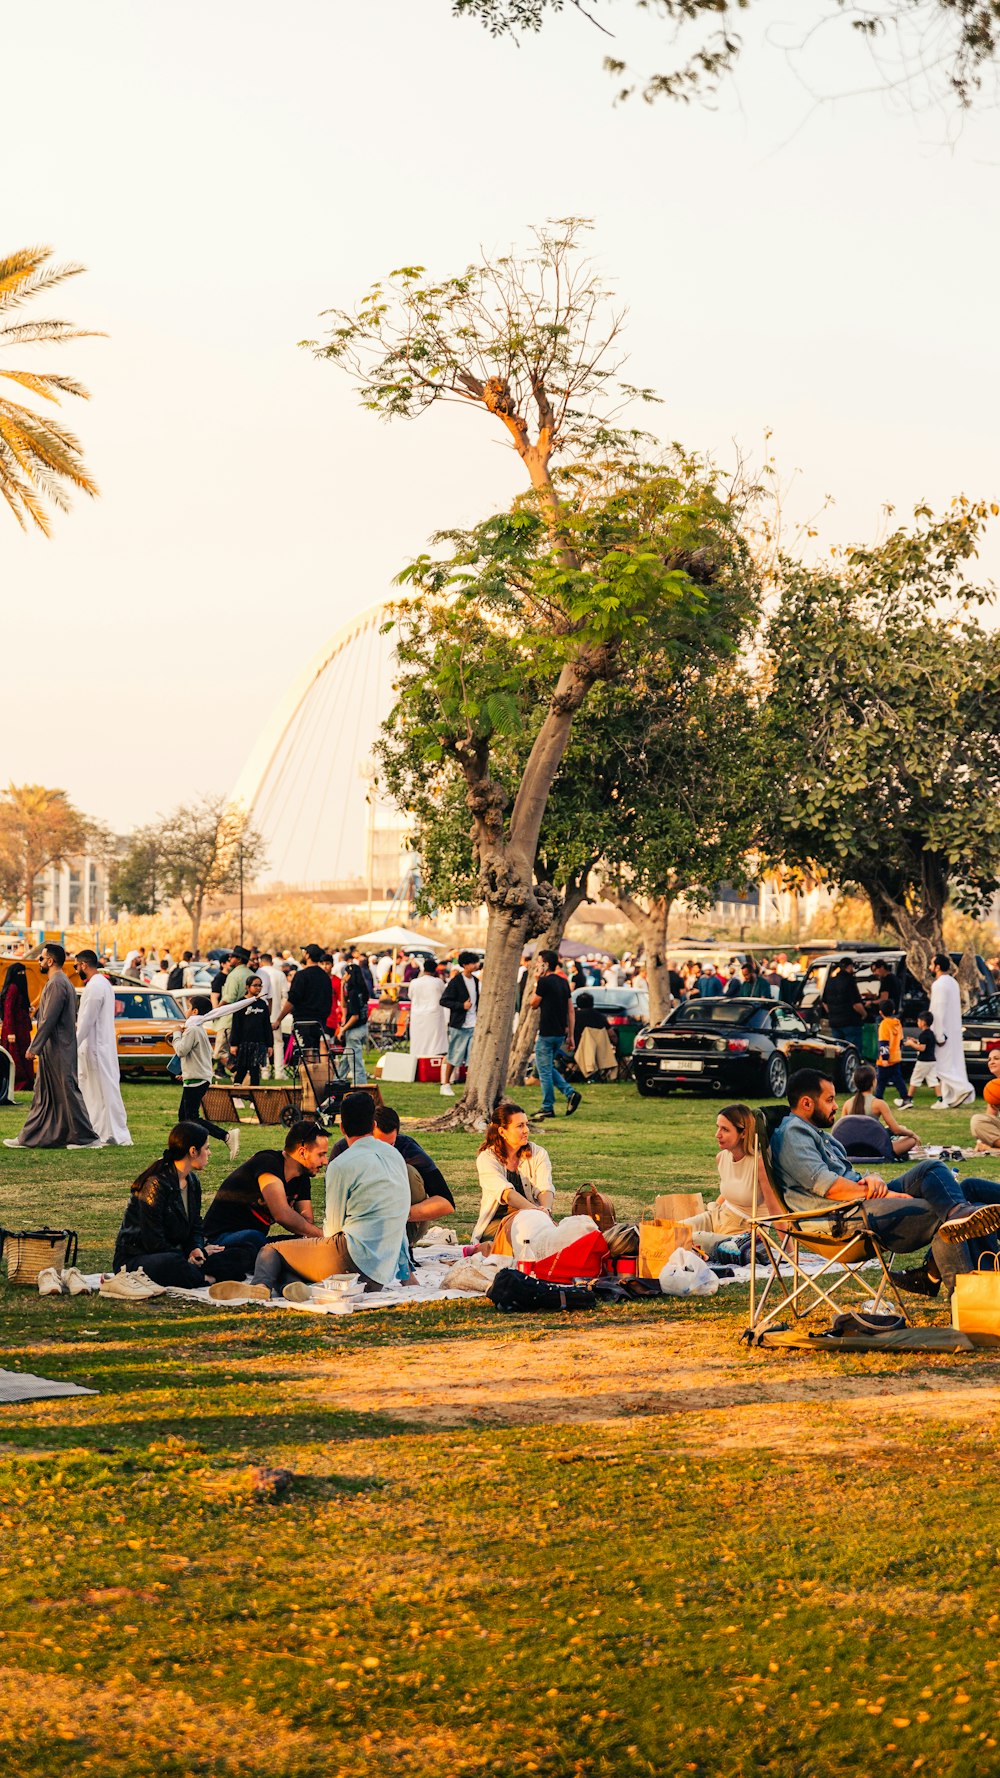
xmin=112 ymin=1121 xmax=254 ymax=1288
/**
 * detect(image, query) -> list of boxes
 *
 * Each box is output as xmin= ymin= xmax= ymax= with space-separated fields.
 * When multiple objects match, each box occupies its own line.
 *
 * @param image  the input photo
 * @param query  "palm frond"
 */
xmin=0 ymin=318 xmax=103 ymax=347
xmin=0 ymin=246 xmax=85 ymax=315
xmin=0 ymin=402 xmax=99 ymax=497
xmin=0 ymin=369 xmax=90 ymax=403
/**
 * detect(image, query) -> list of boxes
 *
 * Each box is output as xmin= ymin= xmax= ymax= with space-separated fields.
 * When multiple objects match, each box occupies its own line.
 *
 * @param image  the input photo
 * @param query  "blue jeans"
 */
xmin=535 ymin=1033 xmax=573 ymax=1115
xmin=335 ymin=1026 xmax=368 ymax=1084
xmin=212 ymin=1227 xmax=269 ymax=1263
xmin=862 ymin=1159 xmax=1000 ymax=1295
xmin=831 ymin=1024 xmax=863 ymax=1053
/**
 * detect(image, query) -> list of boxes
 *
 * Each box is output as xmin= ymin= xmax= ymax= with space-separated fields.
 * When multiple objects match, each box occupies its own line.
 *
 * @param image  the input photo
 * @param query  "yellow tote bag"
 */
xmin=952 ymin=1254 xmax=1000 ymax=1347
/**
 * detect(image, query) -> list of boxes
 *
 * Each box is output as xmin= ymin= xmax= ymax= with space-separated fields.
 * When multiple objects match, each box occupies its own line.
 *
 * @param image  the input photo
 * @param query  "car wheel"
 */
xmin=636 ymin=1073 xmax=660 ymax=1098
xmin=765 ymin=1052 xmax=788 ymax=1098
xmin=838 ymin=1048 xmax=858 ymax=1092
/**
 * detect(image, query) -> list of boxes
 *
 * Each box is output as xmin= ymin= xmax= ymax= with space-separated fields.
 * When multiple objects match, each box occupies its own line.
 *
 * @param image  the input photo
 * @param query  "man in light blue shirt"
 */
xmin=771 ymin=1067 xmax=1000 ymax=1298
xmin=324 ymin=1091 xmax=412 ymax=1288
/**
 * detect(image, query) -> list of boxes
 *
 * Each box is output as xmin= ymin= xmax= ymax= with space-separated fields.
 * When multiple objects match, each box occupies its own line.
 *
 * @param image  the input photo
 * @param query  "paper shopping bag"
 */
xmin=652 ymin=1193 xmax=704 ymax=1223
xmin=951 ymin=1254 xmax=1000 ymax=1346
xmin=638 ymin=1212 xmax=692 ymax=1279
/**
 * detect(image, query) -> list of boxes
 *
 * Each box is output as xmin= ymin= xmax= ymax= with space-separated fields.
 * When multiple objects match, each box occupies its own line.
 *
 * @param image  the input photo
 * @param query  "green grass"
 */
xmin=1 ymin=1078 xmax=999 ymax=1777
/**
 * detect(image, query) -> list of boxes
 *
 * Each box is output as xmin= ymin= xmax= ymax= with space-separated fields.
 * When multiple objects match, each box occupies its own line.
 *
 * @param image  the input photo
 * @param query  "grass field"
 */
xmin=2 ymin=1077 xmax=1000 ymax=1777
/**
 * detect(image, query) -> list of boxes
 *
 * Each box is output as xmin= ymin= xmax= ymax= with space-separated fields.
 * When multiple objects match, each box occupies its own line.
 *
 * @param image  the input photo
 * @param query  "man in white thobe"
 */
xmin=929 ymin=953 xmax=974 ymax=1111
xmin=75 ymin=951 xmax=132 ymax=1145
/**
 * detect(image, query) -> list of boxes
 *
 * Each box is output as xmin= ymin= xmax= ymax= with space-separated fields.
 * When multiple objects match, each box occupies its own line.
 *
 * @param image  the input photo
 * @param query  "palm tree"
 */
xmin=0 ymin=245 xmax=101 ymax=534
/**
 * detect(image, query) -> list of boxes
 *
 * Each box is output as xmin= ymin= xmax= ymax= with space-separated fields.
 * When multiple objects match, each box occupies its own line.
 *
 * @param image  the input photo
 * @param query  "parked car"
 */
xmin=632 ymin=996 xmax=858 ymax=1098
xmin=957 ymin=991 xmax=1000 ymax=1086
xmin=572 ymin=985 xmax=649 ymax=1060
xmin=795 ymin=948 xmax=992 ymax=1030
xmin=108 ymin=986 xmax=187 ymax=1080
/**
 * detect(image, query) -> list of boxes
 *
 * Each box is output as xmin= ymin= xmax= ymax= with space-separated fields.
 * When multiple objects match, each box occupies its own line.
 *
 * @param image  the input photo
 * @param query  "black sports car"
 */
xmin=958 ymin=992 xmax=1000 ymax=1085
xmin=632 ymin=996 xmax=859 ymax=1099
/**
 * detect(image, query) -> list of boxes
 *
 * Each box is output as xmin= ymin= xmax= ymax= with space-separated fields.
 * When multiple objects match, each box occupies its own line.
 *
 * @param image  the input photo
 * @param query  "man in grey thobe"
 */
xmin=2 ymin=943 xmax=101 ymax=1149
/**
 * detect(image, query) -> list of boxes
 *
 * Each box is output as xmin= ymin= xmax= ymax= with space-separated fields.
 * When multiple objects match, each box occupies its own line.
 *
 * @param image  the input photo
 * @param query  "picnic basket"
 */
xmin=1 ymin=1226 xmax=79 ymax=1286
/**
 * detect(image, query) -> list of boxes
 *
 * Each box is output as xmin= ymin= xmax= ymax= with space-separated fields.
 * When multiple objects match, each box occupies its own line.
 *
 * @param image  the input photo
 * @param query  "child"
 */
xmin=903 ymin=1010 xmax=939 ymax=1100
xmin=876 ymin=1008 xmax=910 ymax=1108
xmin=229 ymin=976 xmax=273 ymax=1088
xmin=972 ymin=1049 xmax=1000 ymax=1153
xmin=171 ymin=997 xmax=240 ymax=1160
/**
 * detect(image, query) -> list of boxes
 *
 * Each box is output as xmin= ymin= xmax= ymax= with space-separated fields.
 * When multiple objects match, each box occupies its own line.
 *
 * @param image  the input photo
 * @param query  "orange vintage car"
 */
xmin=0 ymin=960 xmax=184 ymax=1080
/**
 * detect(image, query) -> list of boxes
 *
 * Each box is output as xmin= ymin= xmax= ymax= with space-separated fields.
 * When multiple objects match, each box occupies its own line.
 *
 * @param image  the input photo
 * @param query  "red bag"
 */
xmin=527 ymin=1229 xmax=610 ymax=1283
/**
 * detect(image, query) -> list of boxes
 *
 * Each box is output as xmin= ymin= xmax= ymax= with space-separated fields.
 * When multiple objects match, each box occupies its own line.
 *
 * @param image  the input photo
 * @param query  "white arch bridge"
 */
xmin=230 ymin=599 xmax=407 ymax=890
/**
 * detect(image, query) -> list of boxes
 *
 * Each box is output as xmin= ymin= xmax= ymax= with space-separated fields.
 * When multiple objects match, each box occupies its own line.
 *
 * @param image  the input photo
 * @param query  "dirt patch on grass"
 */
xmin=294 ymin=1319 xmax=1000 ymax=1451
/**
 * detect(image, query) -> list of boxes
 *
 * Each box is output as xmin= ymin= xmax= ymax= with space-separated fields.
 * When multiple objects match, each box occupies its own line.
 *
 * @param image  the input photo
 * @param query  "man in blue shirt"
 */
xmin=771 ymin=1068 xmax=1000 ymax=1298
xmin=324 ymin=1092 xmax=412 ymax=1290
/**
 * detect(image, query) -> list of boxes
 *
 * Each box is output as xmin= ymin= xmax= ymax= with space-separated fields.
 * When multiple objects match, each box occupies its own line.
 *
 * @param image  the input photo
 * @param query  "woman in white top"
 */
xmin=682 ymin=1102 xmax=776 ymax=1254
xmin=473 ymin=1100 xmax=554 ymax=1241
xmin=408 ymin=960 xmax=449 ymax=1059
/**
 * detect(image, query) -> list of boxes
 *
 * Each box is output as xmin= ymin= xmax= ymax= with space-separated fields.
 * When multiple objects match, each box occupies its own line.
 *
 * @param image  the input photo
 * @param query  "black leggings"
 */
xmin=178 ymin=1081 xmax=229 ymax=1141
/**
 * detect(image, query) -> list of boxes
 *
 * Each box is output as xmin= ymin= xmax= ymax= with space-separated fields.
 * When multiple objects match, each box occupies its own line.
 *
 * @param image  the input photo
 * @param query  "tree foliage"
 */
xmin=111 ymin=799 xmax=266 ymax=949
xmin=765 ymin=497 xmax=1000 ymax=985
xmin=109 ymin=829 xmax=167 ymax=918
xmin=454 ymin=1 xmax=1000 ymax=109
xmin=0 ymin=246 xmax=101 ymax=534
xmin=0 ymin=783 xmax=92 ymax=926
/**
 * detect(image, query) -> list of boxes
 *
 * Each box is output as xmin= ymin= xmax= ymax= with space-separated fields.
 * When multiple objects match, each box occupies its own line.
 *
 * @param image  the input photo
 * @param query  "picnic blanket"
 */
xmin=75 ymin=1244 xmax=876 ymax=1315
xmin=0 ymin=1368 xmax=97 ymax=1403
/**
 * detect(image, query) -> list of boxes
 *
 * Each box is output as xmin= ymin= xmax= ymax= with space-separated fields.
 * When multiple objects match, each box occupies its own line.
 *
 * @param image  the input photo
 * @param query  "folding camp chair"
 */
xmin=745 ymin=1106 xmax=912 ymax=1344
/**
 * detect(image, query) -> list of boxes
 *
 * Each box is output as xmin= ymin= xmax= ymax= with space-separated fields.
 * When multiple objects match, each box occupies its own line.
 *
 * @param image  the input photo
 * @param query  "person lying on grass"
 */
xmin=112 ymin=1121 xmax=258 ymax=1290
xmin=771 ymin=1068 xmax=1000 ymax=1300
xmin=473 ymin=1100 xmax=554 ymax=1244
xmin=680 ymin=1102 xmax=780 ymax=1254
xmin=831 ymin=1064 xmax=919 ymax=1161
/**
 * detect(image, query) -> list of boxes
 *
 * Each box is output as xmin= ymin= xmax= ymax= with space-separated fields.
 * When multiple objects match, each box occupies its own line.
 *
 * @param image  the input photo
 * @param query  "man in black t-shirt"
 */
xmin=277 ymin=944 xmax=334 ymax=1051
xmin=869 ymin=959 xmax=903 ymax=1017
xmin=202 ymin=1119 xmax=329 ymax=1262
xmin=530 ymin=949 xmax=582 ymax=1120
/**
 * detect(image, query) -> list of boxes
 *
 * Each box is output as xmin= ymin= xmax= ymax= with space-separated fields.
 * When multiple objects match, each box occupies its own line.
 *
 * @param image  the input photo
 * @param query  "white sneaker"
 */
xmin=61 ymin=1268 xmax=93 ymax=1296
xmin=282 ymin=1280 xmax=313 ymax=1303
xmin=439 ymin=1083 xmax=455 ymax=1096
xmin=99 ymin=1267 xmax=166 ymax=1300
xmin=226 ymin=1128 xmax=241 ymax=1161
xmin=929 ymin=1101 xmax=947 ymax=1111
xmin=2 ymin=1138 xmax=22 ymax=1149
xmin=67 ymin=1139 xmax=104 ymax=1150
xmin=37 ymin=1267 xmax=65 ymax=1296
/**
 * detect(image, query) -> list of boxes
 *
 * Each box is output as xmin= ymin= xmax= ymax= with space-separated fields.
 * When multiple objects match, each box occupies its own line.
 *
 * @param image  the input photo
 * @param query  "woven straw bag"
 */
xmin=1 ymin=1227 xmax=78 ymax=1286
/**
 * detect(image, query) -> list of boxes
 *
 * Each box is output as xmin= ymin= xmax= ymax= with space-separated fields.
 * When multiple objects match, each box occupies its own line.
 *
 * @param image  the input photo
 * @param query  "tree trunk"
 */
xmin=186 ymin=897 xmax=203 ymax=953
xmin=421 ymin=902 xmax=534 ymax=1130
xmin=604 ymin=890 xmax=674 ymax=1026
xmin=507 ymin=882 xmax=588 ymax=1087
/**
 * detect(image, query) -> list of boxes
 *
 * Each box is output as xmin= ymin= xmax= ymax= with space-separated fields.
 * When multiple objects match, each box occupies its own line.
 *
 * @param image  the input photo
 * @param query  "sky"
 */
xmin=4 ymin=0 xmax=1000 ymax=834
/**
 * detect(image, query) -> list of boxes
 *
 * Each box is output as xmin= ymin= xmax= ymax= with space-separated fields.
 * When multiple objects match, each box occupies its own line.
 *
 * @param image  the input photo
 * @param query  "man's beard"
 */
xmin=808 ymin=1106 xmax=835 ymax=1129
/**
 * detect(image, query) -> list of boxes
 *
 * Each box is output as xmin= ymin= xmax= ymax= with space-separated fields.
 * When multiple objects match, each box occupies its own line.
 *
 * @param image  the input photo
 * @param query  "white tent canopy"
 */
xmin=347 ymin=926 xmax=446 ymax=950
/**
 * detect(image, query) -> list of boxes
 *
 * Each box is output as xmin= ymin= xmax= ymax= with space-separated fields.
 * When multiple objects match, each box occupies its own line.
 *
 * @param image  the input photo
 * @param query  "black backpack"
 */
xmin=486 ymin=1268 xmax=598 ymax=1313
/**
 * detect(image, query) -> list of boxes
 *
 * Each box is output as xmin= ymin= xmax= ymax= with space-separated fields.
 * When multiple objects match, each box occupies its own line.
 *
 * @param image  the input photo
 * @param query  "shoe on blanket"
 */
xmin=37 ymin=1267 xmax=65 ymax=1296
xmin=888 ymin=1261 xmax=941 ymax=1298
xmin=99 ymin=1267 xmax=166 ymax=1300
xmin=208 ymin=1280 xmax=270 ymax=1303
xmin=939 ymin=1203 xmax=1000 ymax=1245
xmin=61 ymin=1268 xmax=93 ymax=1296
xmin=414 ymin=1224 xmax=458 ymax=1247
xmin=282 ymin=1280 xmax=313 ymax=1303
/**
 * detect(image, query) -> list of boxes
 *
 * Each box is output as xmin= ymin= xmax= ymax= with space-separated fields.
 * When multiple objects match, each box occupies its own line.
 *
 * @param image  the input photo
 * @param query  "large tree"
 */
xmin=0 ymin=783 xmax=92 ymax=926
xmin=766 ymin=499 xmax=1000 ymax=999
xmin=307 ymin=224 xmax=758 ymax=1123
xmin=115 ymin=799 xmax=267 ymax=950
xmin=455 ymin=2 xmax=1000 ymax=108
xmin=109 ymin=827 xmax=168 ymax=918
xmin=0 ymin=246 xmax=100 ymax=533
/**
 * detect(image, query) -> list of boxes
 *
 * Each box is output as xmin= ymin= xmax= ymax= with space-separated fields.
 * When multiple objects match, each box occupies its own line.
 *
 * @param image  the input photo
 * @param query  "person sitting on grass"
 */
xmin=321 ymin=1091 xmax=413 ymax=1291
xmin=832 ymin=1064 xmax=919 ymax=1162
xmin=112 ymin=1121 xmax=258 ymax=1290
xmin=972 ymin=1049 xmax=1000 ymax=1154
xmin=201 ymin=1119 xmax=329 ymax=1270
xmin=680 ymin=1103 xmax=779 ymax=1253
xmin=771 ymin=1068 xmax=1000 ymax=1300
xmin=473 ymin=1100 xmax=554 ymax=1243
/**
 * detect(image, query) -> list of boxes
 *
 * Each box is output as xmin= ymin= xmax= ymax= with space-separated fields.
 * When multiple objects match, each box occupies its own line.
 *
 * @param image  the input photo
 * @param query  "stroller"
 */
xmin=279 ymin=1021 xmax=367 ymax=1130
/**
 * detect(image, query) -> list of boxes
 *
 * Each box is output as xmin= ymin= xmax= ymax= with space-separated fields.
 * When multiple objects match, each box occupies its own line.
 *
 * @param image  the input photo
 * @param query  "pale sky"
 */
xmin=5 ymin=0 xmax=999 ymax=834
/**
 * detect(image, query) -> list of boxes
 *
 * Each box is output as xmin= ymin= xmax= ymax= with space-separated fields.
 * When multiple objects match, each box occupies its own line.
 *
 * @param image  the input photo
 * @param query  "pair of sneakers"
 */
xmin=98 ymin=1268 xmax=167 ymax=1300
xmin=37 ymin=1266 xmax=92 ymax=1297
